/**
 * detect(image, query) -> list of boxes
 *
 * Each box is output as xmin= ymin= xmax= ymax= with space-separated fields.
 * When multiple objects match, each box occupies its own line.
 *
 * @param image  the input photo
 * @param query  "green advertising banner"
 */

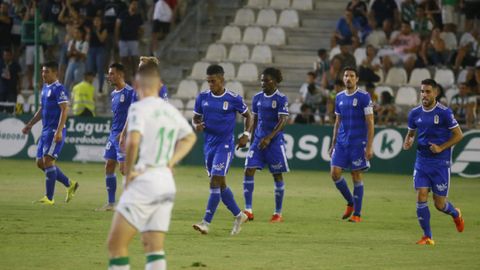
xmin=1 ymin=114 xmax=479 ymax=177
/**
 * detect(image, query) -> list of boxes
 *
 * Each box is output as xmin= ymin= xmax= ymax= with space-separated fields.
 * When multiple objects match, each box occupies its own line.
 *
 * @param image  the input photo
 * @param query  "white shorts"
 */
xmin=118 ymin=40 xmax=139 ymax=58
xmin=26 ymin=45 xmax=45 ymax=66
xmin=116 ymin=167 xmax=176 ymax=232
xmin=442 ymin=6 xmax=457 ymax=24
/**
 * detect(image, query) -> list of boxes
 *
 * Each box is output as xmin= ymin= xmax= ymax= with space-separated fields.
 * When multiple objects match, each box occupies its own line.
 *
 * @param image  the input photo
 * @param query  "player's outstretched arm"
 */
xmin=168 ymin=132 xmax=197 ymax=169
xmin=403 ymin=129 xmax=416 ymax=150
xmin=429 ymin=126 xmax=463 ymax=154
xmin=22 ymin=106 xmax=42 ymax=134
xmin=124 ymin=131 xmax=141 ymax=186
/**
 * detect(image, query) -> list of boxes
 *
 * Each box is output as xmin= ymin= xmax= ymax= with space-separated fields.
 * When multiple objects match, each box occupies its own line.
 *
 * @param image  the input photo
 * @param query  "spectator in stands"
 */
xmin=87 ymin=15 xmax=108 ymax=94
xmin=8 ymin=0 xmax=26 ymax=58
xmin=335 ymin=41 xmax=357 ymax=70
xmin=99 ymin=0 xmax=128 ymax=66
xmin=313 ymin=49 xmax=329 ymax=84
xmin=381 ymin=21 xmax=420 ymax=75
xmin=401 ymin=0 xmax=417 ymax=23
xmin=294 ymin=104 xmax=316 ymax=124
xmin=151 ymin=0 xmax=173 ymax=57
xmin=23 ymin=1 xmax=45 ymax=90
xmin=450 ymin=82 xmax=477 ymax=128
xmin=420 ymin=27 xmax=450 ymax=66
xmin=304 ymin=83 xmax=329 ymax=123
xmin=474 ymin=65 xmax=480 ymax=95
xmin=115 ymin=0 xmax=143 ymax=82
xmin=461 ymin=0 xmax=480 ymax=32
xmin=0 ymin=2 xmax=12 ymax=53
xmin=370 ymin=0 xmax=400 ymax=28
xmin=331 ymin=8 xmax=361 ymax=48
xmin=326 ymin=79 xmax=344 ymax=124
xmin=423 ymin=0 xmax=443 ymax=28
xmin=71 ymin=71 xmax=96 ymax=117
xmin=64 ymin=27 xmax=89 ymax=92
xmin=359 ymin=45 xmax=381 ymax=84
xmin=322 ymin=56 xmax=342 ymax=90
xmin=453 ymin=28 xmax=479 ymax=71
xmin=72 ymin=0 xmax=98 ymax=23
xmin=375 ymin=91 xmax=396 ymax=126
xmin=0 ymin=48 xmax=21 ymax=114
xmin=382 ymin=18 xmax=395 ymax=40
xmin=411 ymin=5 xmax=434 ymax=40
xmin=436 ymin=84 xmax=448 ymax=105
xmin=441 ymin=0 xmax=458 ymax=29
xmin=346 ymin=0 xmax=368 ymax=27
xmin=365 ymin=82 xmax=379 ymax=104
xmin=441 ymin=24 xmax=459 ymax=53
xmin=299 ymin=71 xmax=317 ymax=103
xmin=364 ymin=15 xmax=387 ymax=48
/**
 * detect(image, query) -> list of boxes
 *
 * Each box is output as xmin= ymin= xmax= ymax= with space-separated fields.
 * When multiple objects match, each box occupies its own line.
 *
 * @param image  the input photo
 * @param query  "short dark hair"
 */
xmin=206 ymin=64 xmax=224 ymax=76
xmin=262 ymin=67 xmax=283 ymax=83
xmin=84 ymin=71 xmax=95 ymax=77
xmin=343 ymin=66 xmax=358 ymax=77
xmin=317 ymin=49 xmax=326 ymax=56
xmin=307 ymin=71 xmax=316 ymax=78
xmin=109 ymin=63 xmax=125 ymax=73
xmin=421 ymin=78 xmax=437 ymax=88
xmin=43 ymin=61 xmax=58 ymax=71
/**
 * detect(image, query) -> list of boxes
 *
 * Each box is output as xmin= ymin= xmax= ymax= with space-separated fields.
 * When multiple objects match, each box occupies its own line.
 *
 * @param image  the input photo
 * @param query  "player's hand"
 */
xmin=118 ymin=133 xmax=126 ymax=151
xmin=365 ymin=146 xmax=373 ymax=160
xmin=236 ymin=134 xmax=249 ymax=150
xmin=54 ymin=130 xmax=63 ymax=143
xmin=403 ymin=136 xmax=414 ymax=150
xmin=193 ymin=122 xmax=205 ymax=132
xmin=124 ymin=170 xmax=141 ymax=188
xmin=22 ymin=124 xmax=32 ymax=135
xmin=259 ymin=136 xmax=271 ymax=150
xmin=167 ymin=161 xmax=176 ymax=175
xmin=429 ymin=142 xmax=443 ymax=154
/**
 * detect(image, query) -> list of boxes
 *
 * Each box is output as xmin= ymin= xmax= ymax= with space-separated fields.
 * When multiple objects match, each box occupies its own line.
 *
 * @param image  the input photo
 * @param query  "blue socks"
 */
xmin=441 ymin=201 xmax=459 ymax=218
xmin=416 ymin=201 xmax=432 ymax=238
xmin=274 ymin=181 xmax=285 ymax=214
xmin=203 ymin=188 xmax=221 ymax=223
xmin=334 ymin=177 xmax=354 ymax=206
xmin=106 ymin=174 xmax=117 ymax=204
xmin=221 ymin=187 xmax=241 ymax=216
xmin=353 ymin=181 xmax=364 ymax=216
xmin=56 ymin=166 xmax=70 ymax=187
xmin=243 ymin=176 xmax=254 ymax=210
xmin=45 ymin=166 xmax=57 ymax=200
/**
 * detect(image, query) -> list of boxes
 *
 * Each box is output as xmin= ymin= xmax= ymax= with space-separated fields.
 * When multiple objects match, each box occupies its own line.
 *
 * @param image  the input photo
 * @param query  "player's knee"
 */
xmin=141 ymin=237 xmax=164 ymax=253
xmin=36 ymin=160 xmax=44 ymax=170
xmin=245 ymin=168 xmax=256 ymax=177
xmin=330 ymin=171 xmax=341 ymax=181
xmin=273 ymin=173 xmax=283 ymax=182
xmin=105 ymin=161 xmax=116 ymax=174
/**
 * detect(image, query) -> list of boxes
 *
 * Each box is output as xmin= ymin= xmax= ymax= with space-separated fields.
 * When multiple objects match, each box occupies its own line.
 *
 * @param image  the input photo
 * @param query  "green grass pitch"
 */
xmin=0 ymin=159 xmax=479 ymax=269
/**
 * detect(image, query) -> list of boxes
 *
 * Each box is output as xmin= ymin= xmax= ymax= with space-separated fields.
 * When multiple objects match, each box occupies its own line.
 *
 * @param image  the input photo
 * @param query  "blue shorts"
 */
xmin=204 ymin=143 xmax=234 ymax=177
xmin=331 ymin=144 xmax=370 ymax=171
xmin=104 ymin=137 xmax=125 ymax=162
xmin=245 ymin=139 xmax=289 ymax=174
xmin=36 ymin=129 xmax=66 ymax=159
xmin=413 ymin=162 xmax=450 ymax=197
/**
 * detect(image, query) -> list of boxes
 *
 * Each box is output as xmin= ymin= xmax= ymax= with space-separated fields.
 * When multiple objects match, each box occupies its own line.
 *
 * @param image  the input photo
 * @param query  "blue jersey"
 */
xmin=131 ymin=85 xmax=168 ymax=102
xmin=408 ymin=102 xmax=459 ymax=166
xmin=110 ymin=84 xmax=134 ymax=139
xmin=40 ymin=81 xmax=69 ymax=132
xmin=193 ymin=89 xmax=248 ymax=147
xmin=334 ymin=89 xmax=373 ymax=147
xmin=252 ymin=90 xmax=289 ymax=141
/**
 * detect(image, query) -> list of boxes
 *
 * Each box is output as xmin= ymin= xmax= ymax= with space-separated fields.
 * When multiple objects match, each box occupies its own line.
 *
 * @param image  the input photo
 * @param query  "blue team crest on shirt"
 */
xmin=434 ymin=115 xmax=439 ymax=124
xmin=272 ymin=100 xmax=277 ymax=108
xmin=353 ymin=98 xmax=358 ymax=107
xmin=223 ymin=101 xmax=229 ymax=110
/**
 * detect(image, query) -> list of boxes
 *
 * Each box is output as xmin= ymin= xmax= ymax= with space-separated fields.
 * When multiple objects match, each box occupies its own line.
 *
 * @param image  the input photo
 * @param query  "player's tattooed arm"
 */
xmin=329 ymin=114 xmax=341 ymax=157
xmin=259 ymin=114 xmax=288 ymax=150
xmin=54 ymin=103 xmax=69 ymax=143
xmin=192 ymin=114 xmax=205 ymax=132
xmin=402 ymin=129 xmax=416 ymax=150
xmin=237 ymin=110 xmax=253 ymax=149
xmin=429 ymin=126 xmax=463 ymax=154
xmin=22 ymin=106 xmax=43 ymax=134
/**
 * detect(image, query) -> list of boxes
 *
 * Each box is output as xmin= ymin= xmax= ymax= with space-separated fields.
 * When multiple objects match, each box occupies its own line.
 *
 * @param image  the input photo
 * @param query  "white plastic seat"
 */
xmin=385 ymin=67 xmax=408 ymax=85
xmin=457 ymin=69 xmax=468 ymax=84
xmin=225 ymin=81 xmax=245 ymax=97
xmin=434 ymin=68 xmax=455 ymax=88
xmin=175 ymin=80 xmax=198 ymax=99
xmin=256 ymin=9 xmax=277 ymax=26
xmin=219 ymin=62 xmax=236 ymax=80
xmin=237 ymin=63 xmax=259 ymax=82
xmin=270 ymin=0 xmax=290 ymax=9
xmin=250 ymin=45 xmax=272 ymax=63
xmin=354 ymin=47 xmax=367 ymax=66
xmin=329 ymin=46 xmax=340 ymax=60
xmin=183 ymin=99 xmax=196 ymax=119
xmin=220 ymin=26 xmax=242 ymax=43
xmin=168 ymin=98 xmax=184 ymax=111
xmin=228 ymin=44 xmax=250 ymax=62
xmin=289 ymin=101 xmax=302 ymax=114
xmin=291 ymin=0 xmax=313 ymax=10
xmin=21 ymin=94 xmax=30 ymax=113
xmin=200 ymin=81 xmax=209 ymax=91
xmin=395 ymin=86 xmax=418 ymax=106
xmin=234 ymin=8 xmax=255 ymax=26
xmin=375 ymin=69 xmax=384 ymax=83
xmin=278 ymin=9 xmax=299 ymax=27
xmin=242 ymin=26 xmax=264 ymax=44
xmin=190 ymin=62 xmax=210 ymax=80
xmin=374 ymin=86 xmax=394 ymax=102
xmin=408 ymin=68 xmax=431 ymax=87
xmin=264 ymin=27 xmax=286 ymax=45
xmin=204 ymin=44 xmax=227 ymax=61
xmin=445 ymin=88 xmax=459 ymax=104
xmin=247 ymin=0 xmax=269 ymax=8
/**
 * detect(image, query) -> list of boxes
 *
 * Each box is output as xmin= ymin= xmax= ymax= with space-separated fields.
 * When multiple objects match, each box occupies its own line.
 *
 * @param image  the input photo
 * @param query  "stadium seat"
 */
xmin=289 ymin=101 xmax=302 ymax=120
xmin=395 ymin=86 xmax=418 ymax=106
xmin=234 ymin=8 xmax=256 ymax=26
xmin=445 ymin=87 xmax=459 ymax=104
xmin=190 ymin=62 xmax=210 ymax=80
xmin=21 ymin=94 xmax=30 ymax=113
xmin=200 ymin=81 xmax=209 ymax=91
xmin=220 ymin=26 xmax=242 ymax=43
xmin=242 ymin=26 xmax=264 ymax=44
xmin=250 ymin=45 xmax=273 ymax=63
xmin=291 ymin=0 xmax=313 ymax=10
xmin=219 ymin=62 xmax=236 ymax=80
xmin=374 ymin=86 xmax=394 ymax=103
xmin=408 ymin=68 xmax=431 ymax=87
xmin=225 ymin=81 xmax=245 ymax=97
xmin=270 ymin=0 xmax=290 ymax=9
xmin=278 ymin=10 xmax=299 ymax=27
xmin=329 ymin=46 xmax=340 ymax=60
xmin=385 ymin=67 xmax=408 ymax=85
xmin=228 ymin=44 xmax=250 ymax=62
xmin=456 ymin=69 xmax=468 ymax=84
xmin=256 ymin=9 xmax=277 ymax=26
xmin=175 ymin=80 xmax=198 ymax=99
xmin=183 ymin=99 xmax=196 ymax=119
xmin=204 ymin=44 xmax=227 ymax=61
xmin=375 ymin=69 xmax=384 ymax=83
xmin=353 ymin=47 xmax=366 ymax=66
xmin=237 ymin=63 xmax=259 ymax=81
xmin=168 ymin=98 xmax=184 ymax=111
xmin=247 ymin=0 xmax=269 ymax=8
xmin=434 ymin=68 xmax=455 ymax=88
xmin=264 ymin=27 xmax=286 ymax=45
